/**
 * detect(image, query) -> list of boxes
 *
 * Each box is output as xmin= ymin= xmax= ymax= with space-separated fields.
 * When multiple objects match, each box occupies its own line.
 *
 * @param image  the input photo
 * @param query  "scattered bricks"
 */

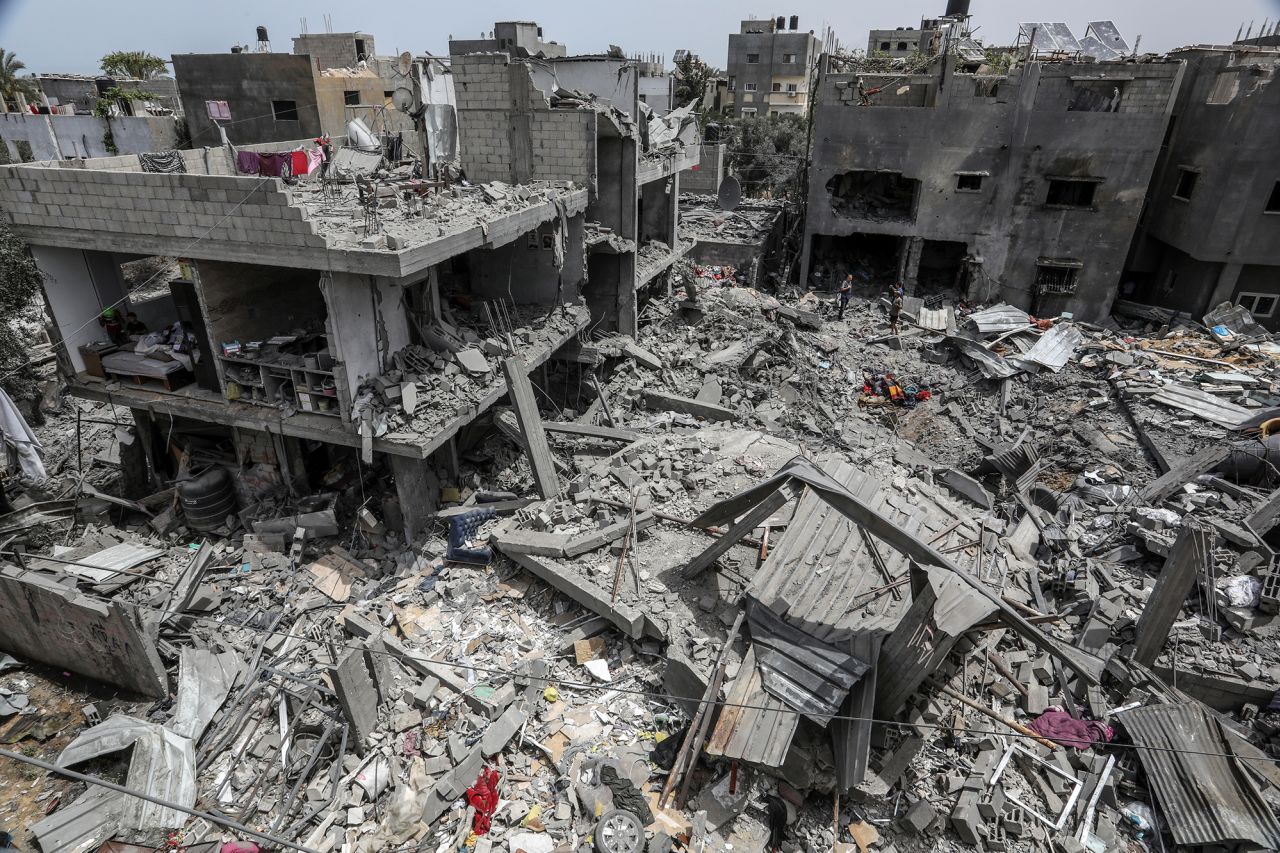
xmin=950 ymin=791 xmax=983 ymax=845
xmin=412 ymin=676 xmax=441 ymax=708
xmin=977 ymin=785 xmax=1005 ymax=821
xmin=480 ymin=705 xmax=528 ymax=757
xmin=899 ymin=798 xmax=937 ymax=835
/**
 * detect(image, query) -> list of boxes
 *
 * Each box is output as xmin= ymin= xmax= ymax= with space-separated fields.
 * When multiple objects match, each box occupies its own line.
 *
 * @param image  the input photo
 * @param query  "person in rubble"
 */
xmin=0 ymin=831 xmax=19 ymax=851
xmin=97 ymin=307 xmax=128 ymax=345
xmin=838 ymin=274 xmax=853 ymax=320
xmin=125 ymin=312 xmax=149 ymax=337
xmin=889 ymin=284 xmax=903 ymax=336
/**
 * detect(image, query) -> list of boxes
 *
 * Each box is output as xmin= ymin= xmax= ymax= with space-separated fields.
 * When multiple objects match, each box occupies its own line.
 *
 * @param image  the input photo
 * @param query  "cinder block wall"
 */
xmin=453 ymin=53 xmax=596 ymax=188
xmin=0 ymin=156 xmax=328 ymax=255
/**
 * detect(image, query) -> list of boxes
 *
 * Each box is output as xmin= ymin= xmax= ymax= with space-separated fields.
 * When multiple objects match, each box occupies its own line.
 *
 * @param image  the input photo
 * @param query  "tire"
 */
xmin=594 ymin=809 xmax=645 ymax=853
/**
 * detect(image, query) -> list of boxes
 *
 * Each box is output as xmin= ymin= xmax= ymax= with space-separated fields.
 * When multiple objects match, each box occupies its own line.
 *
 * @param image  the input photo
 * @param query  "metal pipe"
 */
xmin=0 ymin=747 xmax=324 ymax=853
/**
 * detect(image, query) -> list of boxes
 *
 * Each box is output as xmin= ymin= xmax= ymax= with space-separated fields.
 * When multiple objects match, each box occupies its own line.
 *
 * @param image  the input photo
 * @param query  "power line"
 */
xmin=7 ymin=555 xmax=1272 ymax=765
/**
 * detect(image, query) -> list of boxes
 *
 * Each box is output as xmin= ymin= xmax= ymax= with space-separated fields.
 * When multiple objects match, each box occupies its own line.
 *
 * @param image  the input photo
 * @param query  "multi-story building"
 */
xmin=725 ymin=16 xmax=822 ymax=118
xmin=867 ymin=27 xmax=926 ymax=58
xmin=451 ymin=23 xmax=699 ymax=334
xmin=173 ymin=30 xmax=452 ymax=160
xmin=0 ymin=141 xmax=591 ymax=543
xmin=799 ymin=17 xmax=1183 ymax=323
xmin=1122 ymin=43 xmax=1280 ymax=327
xmin=448 ymin=21 xmax=567 ymax=59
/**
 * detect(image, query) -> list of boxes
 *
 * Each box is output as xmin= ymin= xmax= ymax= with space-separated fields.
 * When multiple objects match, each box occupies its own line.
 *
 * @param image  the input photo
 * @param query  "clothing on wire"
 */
xmin=138 ymin=150 xmax=187 ymax=174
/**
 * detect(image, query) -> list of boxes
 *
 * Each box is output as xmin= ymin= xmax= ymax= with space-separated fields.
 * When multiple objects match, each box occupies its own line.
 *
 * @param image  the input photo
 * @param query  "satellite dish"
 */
xmin=397 ymin=51 xmax=413 ymax=76
xmin=392 ymin=87 xmax=414 ymax=110
xmin=717 ymin=175 xmax=742 ymax=211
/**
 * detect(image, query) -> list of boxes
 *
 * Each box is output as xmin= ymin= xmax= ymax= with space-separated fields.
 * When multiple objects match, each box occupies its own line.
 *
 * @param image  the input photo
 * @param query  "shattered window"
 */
xmin=746 ymin=53 xmax=761 ymax=64
xmin=826 ymin=170 xmax=919 ymax=221
xmin=1173 ymin=168 xmax=1199 ymax=201
xmin=1068 ymin=80 xmax=1123 ymax=112
xmin=956 ymin=173 xmax=984 ymax=192
xmin=343 ymin=90 xmax=360 ymax=106
xmin=783 ymin=53 xmax=797 ymax=63
xmin=1238 ymin=293 xmax=1278 ymax=317
xmin=1035 ymin=263 xmax=1080 ymax=295
xmin=1266 ymin=181 xmax=1280 ymax=213
xmin=772 ymin=82 xmax=782 ymax=92
xmin=880 ymin=41 xmax=891 ymax=51
xmin=271 ymin=100 xmax=299 ymax=122
xmin=1046 ymin=179 xmax=1098 ymax=209
xmin=897 ymin=42 xmax=908 ymax=51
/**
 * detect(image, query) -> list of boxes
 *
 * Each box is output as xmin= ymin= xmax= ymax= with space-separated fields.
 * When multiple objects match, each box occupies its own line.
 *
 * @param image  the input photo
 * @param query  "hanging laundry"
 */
xmin=256 ymin=152 xmax=290 ymax=178
xmin=235 ymin=151 xmax=260 ymax=175
xmin=289 ymin=150 xmax=309 ymax=176
xmin=306 ymin=147 xmax=324 ymax=175
xmin=138 ymin=150 xmax=187 ymax=174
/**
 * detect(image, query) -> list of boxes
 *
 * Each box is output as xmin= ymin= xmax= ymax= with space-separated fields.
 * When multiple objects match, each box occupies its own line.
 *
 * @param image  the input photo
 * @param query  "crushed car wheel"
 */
xmin=594 ymin=808 xmax=645 ymax=853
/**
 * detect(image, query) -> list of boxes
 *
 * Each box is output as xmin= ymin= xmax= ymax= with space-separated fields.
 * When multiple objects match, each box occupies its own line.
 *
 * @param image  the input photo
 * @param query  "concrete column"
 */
xmin=390 ymin=454 xmax=439 ymax=545
xmin=617 ymin=253 xmax=639 ymax=336
xmin=1204 ymin=262 xmax=1243 ymax=314
xmin=665 ymin=174 xmax=680 ymax=247
xmin=899 ymin=237 xmax=923 ymax=290
xmin=126 ymin=408 xmax=161 ymax=496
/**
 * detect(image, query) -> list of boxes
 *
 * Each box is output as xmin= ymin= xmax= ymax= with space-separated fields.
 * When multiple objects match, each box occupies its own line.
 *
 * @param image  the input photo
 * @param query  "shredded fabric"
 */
xmin=1028 ymin=709 xmax=1113 ymax=749
xmin=599 ymin=764 xmax=653 ymax=825
xmin=466 ymin=767 xmax=501 ymax=835
xmin=138 ymin=150 xmax=187 ymax=174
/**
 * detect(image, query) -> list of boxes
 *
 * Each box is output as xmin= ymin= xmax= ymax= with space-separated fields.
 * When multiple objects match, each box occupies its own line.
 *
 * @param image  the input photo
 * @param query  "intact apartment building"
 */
xmin=800 ymin=20 xmax=1183 ymax=322
xmin=450 ymin=24 xmax=699 ymax=335
xmin=726 ymin=16 xmax=822 ymax=117
xmin=1123 ymin=43 xmax=1280 ymax=327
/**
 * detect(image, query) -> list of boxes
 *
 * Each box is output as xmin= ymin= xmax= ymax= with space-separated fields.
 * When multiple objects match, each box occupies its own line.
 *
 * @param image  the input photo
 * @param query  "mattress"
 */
xmin=101 ymin=350 xmax=186 ymax=379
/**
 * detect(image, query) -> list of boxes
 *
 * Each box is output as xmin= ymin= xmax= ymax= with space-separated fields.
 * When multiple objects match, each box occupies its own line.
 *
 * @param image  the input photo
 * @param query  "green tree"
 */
xmin=724 ymin=113 xmax=807 ymax=198
xmin=100 ymin=50 xmax=167 ymax=80
xmin=0 ymin=49 xmax=37 ymax=110
xmin=673 ymin=54 xmax=717 ymax=110
xmin=0 ymin=222 xmax=46 ymax=402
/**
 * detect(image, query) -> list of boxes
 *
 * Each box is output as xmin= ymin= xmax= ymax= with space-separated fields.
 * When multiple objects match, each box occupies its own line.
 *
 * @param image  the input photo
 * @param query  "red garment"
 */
xmin=1028 ymin=710 xmax=1113 ymax=749
xmin=466 ymin=767 xmax=501 ymax=835
xmin=290 ymin=150 xmax=309 ymax=176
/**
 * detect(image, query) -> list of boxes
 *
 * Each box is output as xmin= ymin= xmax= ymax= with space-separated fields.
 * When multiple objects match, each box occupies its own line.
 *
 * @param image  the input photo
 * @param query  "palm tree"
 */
xmin=0 ymin=50 xmax=36 ymax=111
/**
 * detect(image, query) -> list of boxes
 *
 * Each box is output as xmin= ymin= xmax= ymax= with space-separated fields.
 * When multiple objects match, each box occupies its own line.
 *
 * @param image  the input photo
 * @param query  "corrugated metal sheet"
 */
xmin=63 ymin=542 xmax=164 ymax=583
xmin=705 ymin=459 xmax=999 ymax=770
xmin=987 ymin=444 xmax=1042 ymax=494
xmin=31 ymin=785 xmax=121 ymax=852
xmin=1151 ymin=383 xmax=1252 ymax=430
xmin=1122 ymin=703 xmax=1280 ymax=850
xmin=947 ymin=336 xmax=1020 ymax=379
xmin=901 ymin=296 xmax=954 ymax=332
xmin=1015 ymin=323 xmax=1083 ymax=372
xmin=706 ymin=645 xmax=799 ymax=766
xmin=965 ymin=303 xmax=1031 ymax=333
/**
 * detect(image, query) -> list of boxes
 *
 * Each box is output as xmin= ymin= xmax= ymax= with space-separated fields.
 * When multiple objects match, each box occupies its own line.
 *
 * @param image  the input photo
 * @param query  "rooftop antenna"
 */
xmin=1236 ymin=23 xmax=1244 ymax=41
xmin=324 ymin=14 xmax=333 ymax=34
xmin=300 ymin=17 xmax=308 ymax=35
xmin=1245 ymin=21 xmax=1253 ymax=39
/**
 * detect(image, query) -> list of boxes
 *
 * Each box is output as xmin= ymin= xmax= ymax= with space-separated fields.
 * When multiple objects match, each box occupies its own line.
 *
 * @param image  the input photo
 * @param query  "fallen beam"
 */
xmin=503 ymin=551 xmax=645 ymax=638
xmin=643 ymin=390 xmax=736 ymax=422
xmin=543 ymin=421 xmax=642 ymax=443
xmin=681 ymin=488 xmax=791 ymax=579
xmin=1133 ymin=521 xmax=1212 ymax=667
xmin=502 ymin=356 xmax=562 ymax=498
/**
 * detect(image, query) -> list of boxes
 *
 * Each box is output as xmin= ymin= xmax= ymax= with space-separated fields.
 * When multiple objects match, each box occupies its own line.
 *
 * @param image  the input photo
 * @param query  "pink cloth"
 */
xmin=1028 ymin=710 xmax=1113 ymax=749
xmin=221 ymin=844 xmax=261 ymax=853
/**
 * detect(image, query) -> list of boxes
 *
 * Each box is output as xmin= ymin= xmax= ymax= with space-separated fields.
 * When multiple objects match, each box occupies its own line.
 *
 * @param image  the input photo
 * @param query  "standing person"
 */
xmin=838 ymin=274 xmax=853 ymax=319
xmin=889 ymin=285 xmax=903 ymax=335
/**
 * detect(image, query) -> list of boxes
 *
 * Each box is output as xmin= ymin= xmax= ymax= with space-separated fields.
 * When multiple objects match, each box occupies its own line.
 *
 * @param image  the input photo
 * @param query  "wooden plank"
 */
xmin=1139 ymin=444 xmax=1231 ymax=505
xmin=501 ymin=356 xmax=562 ymax=498
xmin=543 ymin=421 xmax=640 ymax=443
xmin=681 ymin=488 xmax=791 ymax=580
xmin=494 ymin=410 xmax=571 ymax=475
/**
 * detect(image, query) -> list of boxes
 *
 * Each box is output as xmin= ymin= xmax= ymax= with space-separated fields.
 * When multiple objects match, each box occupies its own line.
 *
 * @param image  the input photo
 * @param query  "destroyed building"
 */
xmin=0 ymin=141 xmax=593 ymax=546
xmin=725 ymin=16 xmax=825 ymax=118
xmin=450 ymin=33 xmax=700 ymax=334
xmin=799 ymin=13 xmax=1182 ymax=323
xmin=1123 ymin=42 xmax=1280 ymax=327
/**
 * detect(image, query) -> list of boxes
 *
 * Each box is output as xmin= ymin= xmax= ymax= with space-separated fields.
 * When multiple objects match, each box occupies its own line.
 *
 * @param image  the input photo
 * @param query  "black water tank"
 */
xmin=178 ymin=467 xmax=237 ymax=532
xmin=776 ymin=16 xmax=785 ymax=31
xmin=789 ymin=15 xmax=799 ymax=30
xmin=256 ymin=26 xmax=269 ymax=42
xmin=945 ymin=0 xmax=971 ymax=16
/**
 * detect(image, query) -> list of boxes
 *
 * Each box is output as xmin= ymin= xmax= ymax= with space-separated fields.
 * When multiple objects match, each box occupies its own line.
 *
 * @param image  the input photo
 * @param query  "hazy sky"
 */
xmin=3 ymin=0 xmax=1279 ymax=75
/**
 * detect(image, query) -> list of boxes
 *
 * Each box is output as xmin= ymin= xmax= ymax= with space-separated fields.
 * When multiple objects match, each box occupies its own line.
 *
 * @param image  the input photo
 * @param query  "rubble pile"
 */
xmin=3 ymin=284 xmax=1280 ymax=853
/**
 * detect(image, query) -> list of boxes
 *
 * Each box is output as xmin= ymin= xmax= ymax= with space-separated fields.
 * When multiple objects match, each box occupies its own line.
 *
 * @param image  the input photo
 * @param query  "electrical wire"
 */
xmin=3 ymin=552 xmax=1274 ymax=765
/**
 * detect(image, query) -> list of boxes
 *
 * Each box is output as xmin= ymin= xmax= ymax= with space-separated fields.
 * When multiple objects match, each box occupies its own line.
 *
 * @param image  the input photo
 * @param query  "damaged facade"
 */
xmin=1123 ymin=43 xmax=1280 ymax=327
xmin=799 ymin=15 xmax=1182 ymax=323
xmin=2 ymin=11 xmax=1280 ymax=853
